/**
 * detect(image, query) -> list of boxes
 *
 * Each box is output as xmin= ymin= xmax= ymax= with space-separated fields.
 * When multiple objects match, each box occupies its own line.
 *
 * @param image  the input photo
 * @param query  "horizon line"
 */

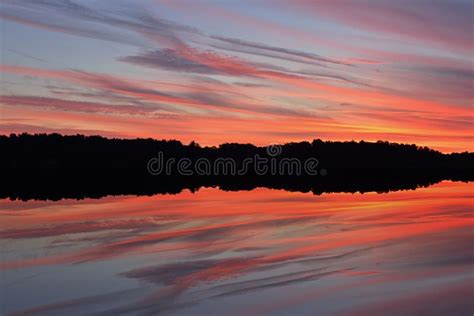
xmin=3 ymin=132 xmax=473 ymax=154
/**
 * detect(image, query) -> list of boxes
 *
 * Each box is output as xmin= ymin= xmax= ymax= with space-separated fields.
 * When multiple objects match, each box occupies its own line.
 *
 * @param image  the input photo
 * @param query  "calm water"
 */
xmin=1 ymin=181 xmax=473 ymax=315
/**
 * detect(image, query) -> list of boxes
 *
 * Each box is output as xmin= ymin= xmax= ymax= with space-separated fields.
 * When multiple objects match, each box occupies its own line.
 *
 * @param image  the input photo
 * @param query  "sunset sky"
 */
xmin=0 ymin=0 xmax=472 ymax=152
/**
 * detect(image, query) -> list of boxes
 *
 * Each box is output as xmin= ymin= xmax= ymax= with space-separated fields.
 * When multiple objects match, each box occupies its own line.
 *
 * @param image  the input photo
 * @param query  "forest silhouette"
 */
xmin=1 ymin=133 xmax=472 ymax=201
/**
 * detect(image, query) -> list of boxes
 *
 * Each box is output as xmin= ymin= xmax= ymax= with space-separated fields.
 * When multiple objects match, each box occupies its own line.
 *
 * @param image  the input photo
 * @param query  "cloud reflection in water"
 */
xmin=1 ymin=181 xmax=472 ymax=315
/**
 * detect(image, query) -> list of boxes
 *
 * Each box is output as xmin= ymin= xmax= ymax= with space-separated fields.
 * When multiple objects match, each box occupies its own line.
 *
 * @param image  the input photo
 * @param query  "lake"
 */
xmin=1 ymin=181 xmax=473 ymax=315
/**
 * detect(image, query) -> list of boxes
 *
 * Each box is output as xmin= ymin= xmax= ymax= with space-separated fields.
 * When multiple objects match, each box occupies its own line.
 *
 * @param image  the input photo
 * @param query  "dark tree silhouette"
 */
xmin=1 ymin=133 xmax=472 ymax=200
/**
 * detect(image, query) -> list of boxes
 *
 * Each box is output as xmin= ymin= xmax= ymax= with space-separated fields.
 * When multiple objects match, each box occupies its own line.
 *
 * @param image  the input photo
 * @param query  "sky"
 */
xmin=0 ymin=0 xmax=472 ymax=152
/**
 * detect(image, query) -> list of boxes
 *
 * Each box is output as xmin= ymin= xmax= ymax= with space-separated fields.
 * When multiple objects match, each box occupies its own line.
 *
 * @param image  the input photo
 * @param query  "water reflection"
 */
xmin=1 ymin=181 xmax=473 ymax=315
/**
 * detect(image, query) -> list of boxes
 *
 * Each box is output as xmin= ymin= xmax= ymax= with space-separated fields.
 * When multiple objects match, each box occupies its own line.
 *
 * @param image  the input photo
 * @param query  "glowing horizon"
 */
xmin=1 ymin=0 xmax=473 ymax=152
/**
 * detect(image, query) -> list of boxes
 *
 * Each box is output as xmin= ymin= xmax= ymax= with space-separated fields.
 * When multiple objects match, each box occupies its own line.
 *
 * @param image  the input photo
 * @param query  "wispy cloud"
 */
xmin=0 ymin=95 xmax=167 ymax=116
xmin=1 ymin=0 xmax=198 ymax=47
xmin=210 ymin=36 xmax=347 ymax=66
xmin=284 ymin=0 xmax=474 ymax=53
